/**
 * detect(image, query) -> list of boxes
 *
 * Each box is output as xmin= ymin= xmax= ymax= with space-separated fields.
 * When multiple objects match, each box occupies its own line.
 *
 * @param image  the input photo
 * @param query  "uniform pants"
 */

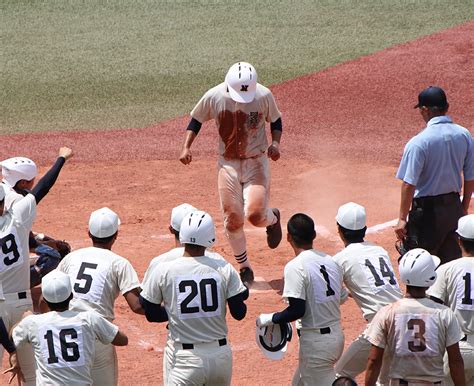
xmin=335 ymin=323 xmax=390 ymax=384
xmin=0 ymin=293 xmax=36 ymax=385
xmin=443 ymin=334 xmax=474 ymax=386
xmin=166 ymin=340 xmax=232 ymax=386
xmin=292 ymin=325 xmax=344 ymax=386
xmin=217 ymin=155 xmax=276 ymax=257
xmin=407 ymin=193 xmax=463 ymax=264
xmin=91 ymin=339 xmax=118 ymax=386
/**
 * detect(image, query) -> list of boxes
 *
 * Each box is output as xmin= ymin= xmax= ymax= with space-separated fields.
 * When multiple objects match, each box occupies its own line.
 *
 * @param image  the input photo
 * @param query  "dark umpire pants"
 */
xmin=406 ymin=192 xmax=463 ymax=264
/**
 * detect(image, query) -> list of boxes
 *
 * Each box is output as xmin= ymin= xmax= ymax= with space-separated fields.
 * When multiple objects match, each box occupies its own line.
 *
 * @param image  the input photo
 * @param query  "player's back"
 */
xmin=286 ymin=249 xmax=345 ymax=330
xmin=333 ymin=241 xmax=402 ymax=321
xmin=371 ymin=297 xmax=462 ymax=382
xmin=58 ymin=246 xmax=140 ymax=321
xmin=0 ymin=194 xmax=36 ymax=294
xmin=12 ymin=310 xmax=118 ymax=386
xmin=157 ymin=254 xmax=244 ymax=344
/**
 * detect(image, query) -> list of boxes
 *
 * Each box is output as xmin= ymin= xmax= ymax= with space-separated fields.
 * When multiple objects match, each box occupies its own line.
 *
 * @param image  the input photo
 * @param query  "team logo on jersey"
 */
xmin=248 ymin=112 xmax=259 ymax=127
xmin=240 ymin=85 xmax=249 ymax=92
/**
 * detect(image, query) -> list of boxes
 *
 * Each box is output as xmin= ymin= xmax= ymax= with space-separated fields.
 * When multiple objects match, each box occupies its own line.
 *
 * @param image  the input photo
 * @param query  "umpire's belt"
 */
xmin=0 ymin=291 xmax=31 ymax=301
xmin=413 ymin=192 xmax=459 ymax=209
xmin=181 ymin=338 xmax=227 ymax=350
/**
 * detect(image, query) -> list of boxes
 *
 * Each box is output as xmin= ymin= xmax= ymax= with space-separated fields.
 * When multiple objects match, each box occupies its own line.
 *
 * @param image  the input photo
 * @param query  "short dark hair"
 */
xmin=337 ymin=224 xmax=366 ymax=243
xmin=332 ymin=376 xmax=358 ymax=386
xmin=44 ymin=293 xmax=73 ymax=311
xmin=89 ymin=232 xmax=117 ymax=245
xmin=287 ymin=213 xmax=316 ymax=246
xmin=460 ymin=237 xmax=474 ymax=255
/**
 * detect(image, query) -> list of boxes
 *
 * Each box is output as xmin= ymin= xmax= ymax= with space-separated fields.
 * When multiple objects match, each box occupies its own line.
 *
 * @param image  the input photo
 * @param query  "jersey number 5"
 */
xmin=74 ymin=262 xmax=98 ymax=294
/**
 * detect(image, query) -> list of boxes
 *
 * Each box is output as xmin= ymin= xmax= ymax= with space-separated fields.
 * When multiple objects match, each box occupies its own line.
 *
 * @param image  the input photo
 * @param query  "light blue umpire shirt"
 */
xmin=397 ymin=116 xmax=474 ymax=198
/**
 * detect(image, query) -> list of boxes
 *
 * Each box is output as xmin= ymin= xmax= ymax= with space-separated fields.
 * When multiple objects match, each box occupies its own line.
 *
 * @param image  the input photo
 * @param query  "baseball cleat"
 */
xmin=266 ymin=208 xmax=282 ymax=249
xmin=239 ymin=267 xmax=255 ymax=287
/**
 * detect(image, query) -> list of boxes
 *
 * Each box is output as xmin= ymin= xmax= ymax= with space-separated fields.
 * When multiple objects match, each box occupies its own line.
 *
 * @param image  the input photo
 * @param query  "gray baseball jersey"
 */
xmin=141 ymin=254 xmax=245 ymax=343
xmin=0 ymin=194 xmax=36 ymax=295
xmin=367 ymin=297 xmax=463 ymax=382
xmin=332 ymin=242 xmax=402 ymax=321
xmin=13 ymin=310 xmax=118 ymax=385
xmin=283 ymin=249 xmax=347 ymax=329
xmin=57 ymin=247 xmax=140 ymax=321
xmin=427 ymin=257 xmax=474 ymax=335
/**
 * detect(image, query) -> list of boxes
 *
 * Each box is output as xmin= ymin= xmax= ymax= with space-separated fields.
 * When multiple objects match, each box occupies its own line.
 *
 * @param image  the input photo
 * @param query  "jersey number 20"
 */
xmin=180 ymin=279 xmax=218 ymax=314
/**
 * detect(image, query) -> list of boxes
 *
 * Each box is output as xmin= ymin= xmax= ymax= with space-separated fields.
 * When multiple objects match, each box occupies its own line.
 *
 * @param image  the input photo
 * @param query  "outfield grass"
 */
xmin=1 ymin=1 xmax=473 ymax=134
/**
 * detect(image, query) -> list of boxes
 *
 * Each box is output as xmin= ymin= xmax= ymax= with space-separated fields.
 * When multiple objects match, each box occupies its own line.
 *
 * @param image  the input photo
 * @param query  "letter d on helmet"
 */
xmin=399 ymin=248 xmax=441 ymax=287
xmin=179 ymin=210 xmax=216 ymax=248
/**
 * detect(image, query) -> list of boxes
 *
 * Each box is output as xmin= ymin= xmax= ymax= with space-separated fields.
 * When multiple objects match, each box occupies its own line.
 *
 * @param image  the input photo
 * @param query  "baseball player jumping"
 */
xmin=428 ymin=214 xmax=474 ymax=385
xmin=140 ymin=210 xmax=248 ymax=385
xmin=333 ymin=203 xmax=402 ymax=383
xmin=179 ymin=62 xmax=283 ymax=286
xmin=365 ymin=248 xmax=466 ymax=386
xmin=57 ymin=207 xmax=143 ymax=386
xmin=257 ymin=213 xmax=347 ymax=385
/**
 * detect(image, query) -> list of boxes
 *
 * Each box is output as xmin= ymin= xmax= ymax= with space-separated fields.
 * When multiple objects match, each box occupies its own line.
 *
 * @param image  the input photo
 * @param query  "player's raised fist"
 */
xmin=59 ymin=147 xmax=73 ymax=161
xmin=179 ymin=148 xmax=193 ymax=165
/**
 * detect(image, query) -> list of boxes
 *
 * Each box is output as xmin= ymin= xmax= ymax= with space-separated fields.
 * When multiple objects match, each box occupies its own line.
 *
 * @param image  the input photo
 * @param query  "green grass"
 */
xmin=1 ymin=0 xmax=473 ymax=134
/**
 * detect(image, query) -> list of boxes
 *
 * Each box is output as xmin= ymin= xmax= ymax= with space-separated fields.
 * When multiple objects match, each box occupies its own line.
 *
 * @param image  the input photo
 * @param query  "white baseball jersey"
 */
xmin=57 ymin=247 xmax=140 ymax=321
xmin=333 ymin=242 xmax=403 ymax=321
xmin=0 ymin=193 xmax=36 ymax=295
xmin=13 ymin=310 xmax=118 ymax=386
xmin=283 ymin=249 xmax=347 ymax=329
xmin=3 ymin=186 xmax=23 ymax=212
xmin=427 ymin=257 xmax=474 ymax=335
xmin=367 ymin=297 xmax=463 ymax=382
xmin=191 ymin=82 xmax=281 ymax=159
xmin=141 ymin=254 xmax=246 ymax=343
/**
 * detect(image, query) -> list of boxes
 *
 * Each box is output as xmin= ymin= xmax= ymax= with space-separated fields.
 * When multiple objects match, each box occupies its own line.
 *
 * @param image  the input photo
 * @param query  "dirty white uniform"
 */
xmin=142 ymin=247 xmax=227 ymax=385
xmin=141 ymin=253 xmax=246 ymax=386
xmin=191 ymin=82 xmax=281 ymax=257
xmin=0 ymin=194 xmax=36 ymax=385
xmin=12 ymin=310 xmax=118 ymax=386
xmin=333 ymin=242 xmax=403 ymax=382
xmin=283 ymin=249 xmax=346 ymax=386
xmin=57 ymin=247 xmax=140 ymax=386
xmin=367 ymin=297 xmax=464 ymax=385
xmin=427 ymin=257 xmax=474 ymax=385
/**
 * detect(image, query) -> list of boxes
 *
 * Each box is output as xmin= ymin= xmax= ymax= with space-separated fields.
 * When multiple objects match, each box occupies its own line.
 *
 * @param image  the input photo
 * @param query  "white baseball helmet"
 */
xmin=399 ymin=248 xmax=441 ymax=287
xmin=1 ymin=157 xmax=37 ymax=188
xmin=225 ymin=62 xmax=257 ymax=103
xmin=170 ymin=203 xmax=198 ymax=232
xmin=179 ymin=210 xmax=216 ymax=248
xmin=256 ymin=322 xmax=293 ymax=360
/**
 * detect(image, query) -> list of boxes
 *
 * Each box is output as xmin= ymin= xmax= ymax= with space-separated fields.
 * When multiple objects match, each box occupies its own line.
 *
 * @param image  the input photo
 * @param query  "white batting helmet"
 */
xmin=179 ymin=210 xmax=216 ymax=248
xmin=225 ymin=62 xmax=257 ymax=103
xmin=170 ymin=203 xmax=198 ymax=232
xmin=1 ymin=157 xmax=37 ymax=188
xmin=256 ymin=322 xmax=293 ymax=360
xmin=399 ymin=248 xmax=440 ymax=287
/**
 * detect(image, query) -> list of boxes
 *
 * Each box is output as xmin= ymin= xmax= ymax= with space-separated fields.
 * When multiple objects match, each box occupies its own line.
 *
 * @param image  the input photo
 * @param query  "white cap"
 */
xmin=89 ymin=207 xmax=120 ymax=238
xmin=1 ymin=157 xmax=38 ymax=188
xmin=225 ymin=62 xmax=257 ymax=103
xmin=0 ymin=184 xmax=6 ymax=202
xmin=171 ymin=203 xmax=198 ymax=232
xmin=41 ymin=270 xmax=72 ymax=303
xmin=457 ymin=214 xmax=474 ymax=240
xmin=336 ymin=202 xmax=366 ymax=230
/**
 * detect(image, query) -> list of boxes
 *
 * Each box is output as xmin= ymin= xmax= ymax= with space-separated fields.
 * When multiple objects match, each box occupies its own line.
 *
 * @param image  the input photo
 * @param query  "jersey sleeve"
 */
xmin=426 ymin=264 xmax=449 ymax=303
xmin=282 ymin=260 xmax=306 ymax=300
xmin=116 ymin=259 xmax=141 ymax=295
xmin=12 ymin=316 xmax=33 ymax=348
xmin=140 ymin=264 xmax=164 ymax=305
xmin=444 ymin=308 xmax=464 ymax=347
xmin=264 ymin=90 xmax=282 ymax=123
xmin=366 ymin=306 xmax=388 ymax=349
xmin=396 ymin=141 xmax=425 ymax=185
xmin=89 ymin=312 xmax=119 ymax=344
xmin=11 ymin=194 xmax=36 ymax=229
xmin=225 ymin=264 xmax=246 ymax=299
xmin=190 ymin=90 xmax=214 ymax=123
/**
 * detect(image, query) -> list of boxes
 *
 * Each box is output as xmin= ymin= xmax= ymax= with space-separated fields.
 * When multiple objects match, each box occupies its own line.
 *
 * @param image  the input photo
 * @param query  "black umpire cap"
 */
xmin=414 ymin=86 xmax=448 ymax=109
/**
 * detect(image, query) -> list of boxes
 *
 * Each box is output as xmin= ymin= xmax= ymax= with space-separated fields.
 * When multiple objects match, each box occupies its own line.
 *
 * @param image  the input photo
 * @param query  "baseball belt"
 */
xmin=181 ymin=338 xmax=227 ymax=350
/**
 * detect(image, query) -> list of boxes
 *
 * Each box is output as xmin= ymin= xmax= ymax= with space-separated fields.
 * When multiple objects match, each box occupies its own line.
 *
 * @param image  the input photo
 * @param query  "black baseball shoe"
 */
xmin=266 ymin=208 xmax=282 ymax=249
xmin=239 ymin=267 xmax=255 ymax=287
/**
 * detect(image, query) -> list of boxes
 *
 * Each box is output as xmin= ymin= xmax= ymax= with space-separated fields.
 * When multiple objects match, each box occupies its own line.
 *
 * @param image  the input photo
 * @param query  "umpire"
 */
xmin=395 ymin=86 xmax=474 ymax=264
